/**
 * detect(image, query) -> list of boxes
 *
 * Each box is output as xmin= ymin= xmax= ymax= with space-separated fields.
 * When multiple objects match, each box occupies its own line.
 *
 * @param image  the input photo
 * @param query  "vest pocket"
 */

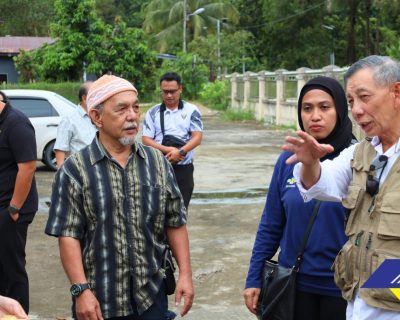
xmin=378 ymin=191 xmax=400 ymax=240
xmin=368 ymin=249 xmax=400 ymax=303
xmin=342 ymin=185 xmax=363 ymax=236
xmin=334 ymin=240 xmax=356 ymax=300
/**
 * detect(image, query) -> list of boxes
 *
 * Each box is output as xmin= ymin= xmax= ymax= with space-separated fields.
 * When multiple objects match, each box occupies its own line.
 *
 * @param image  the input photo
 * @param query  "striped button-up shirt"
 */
xmin=45 ymin=136 xmax=186 ymax=318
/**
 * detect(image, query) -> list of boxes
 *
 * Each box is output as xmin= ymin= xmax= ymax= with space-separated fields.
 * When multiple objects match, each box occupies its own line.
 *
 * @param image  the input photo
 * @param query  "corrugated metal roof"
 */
xmin=0 ymin=36 xmax=55 ymax=54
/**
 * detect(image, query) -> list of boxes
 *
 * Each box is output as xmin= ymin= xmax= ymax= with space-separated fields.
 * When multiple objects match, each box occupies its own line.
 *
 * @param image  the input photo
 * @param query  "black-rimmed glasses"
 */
xmin=366 ymin=154 xmax=388 ymax=197
xmin=160 ymin=89 xmax=179 ymax=95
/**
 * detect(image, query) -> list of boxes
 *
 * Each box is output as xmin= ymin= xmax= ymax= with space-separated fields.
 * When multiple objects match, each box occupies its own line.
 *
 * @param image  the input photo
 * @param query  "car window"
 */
xmin=8 ymin=98 xmax=59 ymax=118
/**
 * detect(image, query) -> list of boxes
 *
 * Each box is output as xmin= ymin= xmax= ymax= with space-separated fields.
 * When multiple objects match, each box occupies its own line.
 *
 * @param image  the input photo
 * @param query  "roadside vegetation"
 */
xmin=3 ymin=0 xmax=400 ymax=120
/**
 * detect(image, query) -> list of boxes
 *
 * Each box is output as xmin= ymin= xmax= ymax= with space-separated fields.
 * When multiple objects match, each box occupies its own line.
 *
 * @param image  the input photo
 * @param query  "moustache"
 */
xmin=123 ymin=122 xmax=138 ymax=130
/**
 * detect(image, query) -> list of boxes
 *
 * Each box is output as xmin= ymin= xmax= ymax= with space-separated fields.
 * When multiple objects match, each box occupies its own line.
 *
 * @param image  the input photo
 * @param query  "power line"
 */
xmin=241 ymin=1 xmax=326 ymax=30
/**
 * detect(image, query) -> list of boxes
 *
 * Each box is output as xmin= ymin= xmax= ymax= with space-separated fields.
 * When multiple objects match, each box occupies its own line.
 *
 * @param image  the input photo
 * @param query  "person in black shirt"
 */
xmin=0 ymin=90 xmax=38 ymax=314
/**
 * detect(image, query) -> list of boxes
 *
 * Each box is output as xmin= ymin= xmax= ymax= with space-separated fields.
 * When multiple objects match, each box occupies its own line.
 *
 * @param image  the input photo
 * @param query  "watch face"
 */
xmin=70 ymin=284 xmax=81 ymax=297
xmin=8 ymin=205 xmax=19 ymax=215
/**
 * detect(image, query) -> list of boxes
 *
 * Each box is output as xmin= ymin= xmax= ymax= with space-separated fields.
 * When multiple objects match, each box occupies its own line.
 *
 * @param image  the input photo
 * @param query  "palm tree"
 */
xmin=143 ymin=0 xmax=239 ymax=52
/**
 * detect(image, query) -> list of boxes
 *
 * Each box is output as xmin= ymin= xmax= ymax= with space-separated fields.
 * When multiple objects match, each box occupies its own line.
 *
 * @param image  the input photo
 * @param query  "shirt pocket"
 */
xmin=377 ymin=191 xmax=400 ymax=240
xmin=140 ymin=184 xmax=166 ymax=235
xmin=333 ymin=240 xmax=357 ymax=300
xmin=342 ymin=185 xmax=363 ymax=236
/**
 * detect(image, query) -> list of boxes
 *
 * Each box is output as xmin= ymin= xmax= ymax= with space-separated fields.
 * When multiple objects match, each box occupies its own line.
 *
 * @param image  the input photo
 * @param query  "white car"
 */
xmin=3 ymin=89 xmax=76 ymax=171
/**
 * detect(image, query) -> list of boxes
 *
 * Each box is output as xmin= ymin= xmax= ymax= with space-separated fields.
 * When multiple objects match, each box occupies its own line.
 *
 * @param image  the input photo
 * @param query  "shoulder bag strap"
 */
xmin=293 ymin=200 xmax=321 ymax=271
xmin=159 ymin=103 xmax=166 ymax=137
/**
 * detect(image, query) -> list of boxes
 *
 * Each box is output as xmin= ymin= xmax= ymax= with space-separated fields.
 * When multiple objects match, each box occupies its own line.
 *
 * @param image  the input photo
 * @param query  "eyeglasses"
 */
xmin=366 ymin=154 xmax=388 ymax=197
xmin=160 ymin=89 xmax=179 ymax=95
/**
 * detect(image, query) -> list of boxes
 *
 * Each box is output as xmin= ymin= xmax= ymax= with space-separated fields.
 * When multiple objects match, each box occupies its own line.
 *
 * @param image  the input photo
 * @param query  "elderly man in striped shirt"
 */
xmin=46 ymin=75 xmax=193 ymax=320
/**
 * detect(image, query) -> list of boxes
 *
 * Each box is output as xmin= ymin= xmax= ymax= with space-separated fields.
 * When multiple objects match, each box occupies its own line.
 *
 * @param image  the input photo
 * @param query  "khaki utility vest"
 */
xmin=334 ymin=139 xmax=400 ymax=311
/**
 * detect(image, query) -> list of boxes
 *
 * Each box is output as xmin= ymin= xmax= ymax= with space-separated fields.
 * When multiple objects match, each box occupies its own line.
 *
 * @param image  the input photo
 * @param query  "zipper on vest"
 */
xmin=355 ymin=231 xmax=364 ymax=247
xmin=355 ymin=230 xmax=364 ymax=278
xmin=364 ymin=232 xmax=373 ymax=273
xmin=368 ymin=196 xmax=376 ymax=215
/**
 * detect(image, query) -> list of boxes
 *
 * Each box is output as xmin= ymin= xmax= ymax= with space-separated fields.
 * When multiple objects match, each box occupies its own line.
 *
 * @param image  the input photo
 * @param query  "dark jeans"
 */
xmin=106 ymin=282 xmax=170 ymax=320
xmin=0 ymin=208 xmax=35 ymax=314
xmin=172 ymin=163 xmax=194 ymax=210
xmin=294 ymin=289 xmax=347 ymax=320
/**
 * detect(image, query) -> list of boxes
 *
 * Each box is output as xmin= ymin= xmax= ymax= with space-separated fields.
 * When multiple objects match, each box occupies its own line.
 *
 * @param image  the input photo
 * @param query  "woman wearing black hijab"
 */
xmin=244 ymin=77 xmax=354 ymax=320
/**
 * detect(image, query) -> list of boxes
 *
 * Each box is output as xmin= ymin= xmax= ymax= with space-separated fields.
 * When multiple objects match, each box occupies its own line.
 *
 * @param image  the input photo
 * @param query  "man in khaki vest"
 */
xmin=284 ymin=55 xmax=400 ymax=319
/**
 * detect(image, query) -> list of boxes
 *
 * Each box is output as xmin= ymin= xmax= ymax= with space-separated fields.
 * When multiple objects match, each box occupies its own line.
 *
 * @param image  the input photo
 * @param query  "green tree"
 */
xmin=157 ymin=52 xmax=209 ymax=99
xmin=0 ymin=0 xmax=54 ymax=36
xmin=143 ymin=0 xmax=239 ymax=53
xmin=35 ymin=0 xmax=106 ymax=81
xmin=86 ymin=18 xmax=157 ymax=95
xmin=189 ymin=30 xmax=259 ymax=79
xmin=95 ymin=0 xmax=148 ymax=27
xmin=13 ymin=50 xmax=37 ymax=82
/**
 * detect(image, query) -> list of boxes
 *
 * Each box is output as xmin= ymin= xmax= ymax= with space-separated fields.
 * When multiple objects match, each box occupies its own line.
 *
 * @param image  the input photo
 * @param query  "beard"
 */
xmin=119 ymin=121 xmax=138 ymax=146
xmin=119 ymin=136 xmax=136 ymax=146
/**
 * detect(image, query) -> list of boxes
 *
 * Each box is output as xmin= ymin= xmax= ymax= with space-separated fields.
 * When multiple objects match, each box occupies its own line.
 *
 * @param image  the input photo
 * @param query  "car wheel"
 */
xmin=43 ymin=141 xmax=57 ymax=171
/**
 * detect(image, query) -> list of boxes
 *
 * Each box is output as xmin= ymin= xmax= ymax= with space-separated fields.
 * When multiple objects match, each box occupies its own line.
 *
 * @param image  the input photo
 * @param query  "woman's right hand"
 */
xmin=243 ymin=288 xmax=261 ymax=315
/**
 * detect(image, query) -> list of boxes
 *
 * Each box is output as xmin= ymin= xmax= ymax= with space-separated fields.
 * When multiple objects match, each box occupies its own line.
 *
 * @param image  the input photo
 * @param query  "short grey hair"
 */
xmin=92 ymin=102 xmax=104 ymax=114
xmin=344 ymin=55 xmax=400 ymax=87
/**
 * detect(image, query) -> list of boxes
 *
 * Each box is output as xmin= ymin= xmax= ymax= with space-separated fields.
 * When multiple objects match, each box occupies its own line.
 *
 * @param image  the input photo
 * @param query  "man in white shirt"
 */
xmin=54 ymin=81 xmax=96 ymax=168
xmin=284 ymin=55 xmax=400 ymax=320
xmin=142 ymin=72 xmax=203 ymax=210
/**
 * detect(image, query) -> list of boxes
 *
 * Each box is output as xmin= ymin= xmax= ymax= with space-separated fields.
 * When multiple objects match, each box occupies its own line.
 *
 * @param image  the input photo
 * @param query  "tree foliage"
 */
xmin=157 ymin=52 xmax=209 ymax=99
xmin=0 ymin=0 xmax=54 ymax=36
xmin=95 ymin=0 xmax=147 ymax=27
xmin=13 ymin=0 xmax=157 ymax=91
xmin=143 ymin=0 xmax=239 ymax=53
xmin=8 ymin=0 xmax=400 ymax=82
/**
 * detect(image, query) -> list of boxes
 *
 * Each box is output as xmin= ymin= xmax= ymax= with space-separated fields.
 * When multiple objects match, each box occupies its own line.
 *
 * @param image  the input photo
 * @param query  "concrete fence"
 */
xmin=224 ymin=65 xmax=363 ymax=139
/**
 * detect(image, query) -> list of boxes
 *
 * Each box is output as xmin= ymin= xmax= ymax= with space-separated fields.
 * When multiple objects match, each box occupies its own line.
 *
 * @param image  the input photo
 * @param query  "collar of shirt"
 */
xmin=77 ymin=104 xmax=90 ymax=118
xmin=371 ymin=136 xmax=400 ymax=156
xmin=370 ymin=136 xmax=400 ymax=184
xmin=90 ymin=135 xmax=146 ymax=165
xmin=160 ymin=99 xmax=184 ymax=113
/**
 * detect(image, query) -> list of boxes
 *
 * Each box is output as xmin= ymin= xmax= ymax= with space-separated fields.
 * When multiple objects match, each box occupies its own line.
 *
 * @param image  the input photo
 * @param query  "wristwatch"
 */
xmin=70 ymin=283 xmax=91 ymax=297
xmin=179 ymin=148 xmax=187 ymax=156
xmin=7 ymin=204 xmax=20 ymax=215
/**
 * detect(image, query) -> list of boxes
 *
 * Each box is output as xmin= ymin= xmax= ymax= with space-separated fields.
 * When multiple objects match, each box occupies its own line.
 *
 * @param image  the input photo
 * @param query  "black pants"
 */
xmin=172 ymin=164 xmax=194 ymax=210
xmin=0 ymin=208 xmax=35 ymax=314
xmin=294 ymin=289 xmax=347 ymax=320
xmin=104 ymin=282 xmax=169 ymax=320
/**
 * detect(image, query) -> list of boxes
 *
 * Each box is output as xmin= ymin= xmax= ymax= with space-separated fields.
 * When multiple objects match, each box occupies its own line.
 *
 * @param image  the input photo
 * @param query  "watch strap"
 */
xmin=8 ymin=204 xmax=20 ymax=215
xmin=70 ymin=283 xmax=91 ymax=297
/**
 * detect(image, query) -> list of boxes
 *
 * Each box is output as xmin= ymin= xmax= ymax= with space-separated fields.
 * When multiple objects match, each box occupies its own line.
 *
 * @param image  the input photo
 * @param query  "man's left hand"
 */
xmin=166 ymin=148 xmax=185 ymax=164
xmin=174 ymin=274 xmax=194 ymax=317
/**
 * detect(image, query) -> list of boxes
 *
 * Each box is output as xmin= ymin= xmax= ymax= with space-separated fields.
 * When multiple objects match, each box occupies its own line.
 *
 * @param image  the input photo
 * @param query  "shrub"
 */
xmin=2 ymin=82 xmax=81 ymax=103
xmin=221 ymin=109 xmax=255 ymax=122
xmin=199 ymin=80 xmax=229 ymax=111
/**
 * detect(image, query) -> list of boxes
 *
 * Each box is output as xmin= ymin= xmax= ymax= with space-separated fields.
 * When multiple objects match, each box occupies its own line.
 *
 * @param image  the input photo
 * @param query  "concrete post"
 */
xmin=275 ymin=69 xmax=286 ymax=125
xmin=243 ymin=72 xmax=251 ymax=110
xmin=296 ymin=67 xmax=311 ymax=130
xmin=230 ymin=73 xmax=238 ymax=110
xmin=257 ymin=71 xmax=266 ymax=121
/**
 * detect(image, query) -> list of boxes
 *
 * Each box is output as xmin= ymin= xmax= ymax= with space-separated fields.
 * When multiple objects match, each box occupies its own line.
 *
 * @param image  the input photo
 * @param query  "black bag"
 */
xmin=257 ymin=201 xmax=321 ymax=320
xmin=257 ymin=261 xmax=297 ymax=320
xmin=162 ymin=135 xmax=186 ymax=148
xmin=162 ymin=246 xmax=176 ymax=295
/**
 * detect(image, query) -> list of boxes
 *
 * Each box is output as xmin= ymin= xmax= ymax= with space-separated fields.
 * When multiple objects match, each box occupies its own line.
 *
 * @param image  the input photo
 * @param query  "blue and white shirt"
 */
xmin=142 ymin=100 xmax=203 ymax=165
xmin=54 ymin=104 xmax=97 ymax=154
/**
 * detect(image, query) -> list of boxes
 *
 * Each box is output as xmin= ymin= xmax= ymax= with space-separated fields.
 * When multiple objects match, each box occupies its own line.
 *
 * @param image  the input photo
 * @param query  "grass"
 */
xmin=219 ymin=109 xmax=256 ymax=122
